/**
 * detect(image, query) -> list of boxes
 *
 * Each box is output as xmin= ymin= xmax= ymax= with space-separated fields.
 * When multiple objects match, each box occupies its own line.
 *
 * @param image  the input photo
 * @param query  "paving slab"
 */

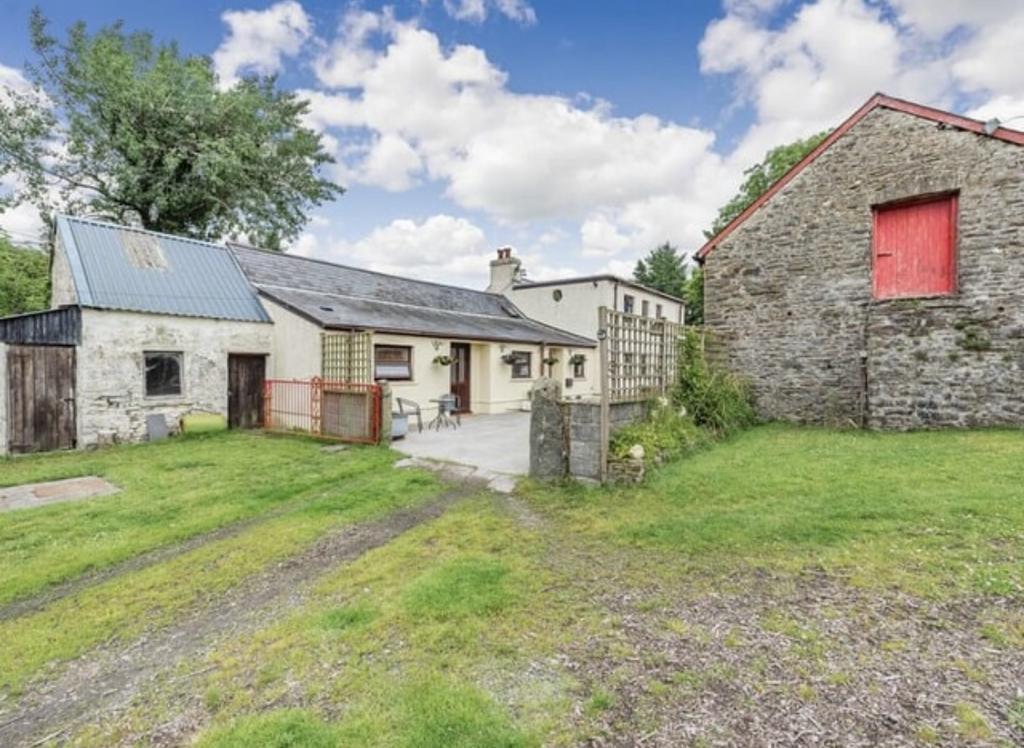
xmin=394 ymin=412 xmax=529 ymax=477
xmin=0 ymin=476 xmax=121 ymax=513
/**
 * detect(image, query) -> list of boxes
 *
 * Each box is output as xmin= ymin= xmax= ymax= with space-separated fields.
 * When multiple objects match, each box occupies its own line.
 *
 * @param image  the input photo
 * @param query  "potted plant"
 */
xmin=568 ymin=353 xmax=586 ymax=366
xmin=501 ymin=352 xmax=519 ymax=365
xmin=541 ymin=355 xmax=559 ymax=367
xmin=432 ymin=354 xmax=453 ymax=366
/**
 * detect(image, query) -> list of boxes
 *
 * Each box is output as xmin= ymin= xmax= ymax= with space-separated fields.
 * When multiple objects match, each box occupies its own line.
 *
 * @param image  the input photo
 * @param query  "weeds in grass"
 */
xmin=954 ymin=702 xmax=992 ymax=741
xmin=585 ymin=687 xmax=615 ymax=715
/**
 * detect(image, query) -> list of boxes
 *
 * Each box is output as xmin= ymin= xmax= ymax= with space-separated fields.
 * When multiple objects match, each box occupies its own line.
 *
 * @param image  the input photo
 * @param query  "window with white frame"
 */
xmin=510 ymin=351 xmax=532 ymax=379
xmin=374 ymin=345 xmax=413 ymax=380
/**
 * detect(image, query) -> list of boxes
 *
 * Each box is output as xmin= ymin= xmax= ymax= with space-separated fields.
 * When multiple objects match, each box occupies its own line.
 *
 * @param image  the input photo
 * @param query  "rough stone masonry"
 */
xmin=703 ymin=106 xmax=1024 ymax=429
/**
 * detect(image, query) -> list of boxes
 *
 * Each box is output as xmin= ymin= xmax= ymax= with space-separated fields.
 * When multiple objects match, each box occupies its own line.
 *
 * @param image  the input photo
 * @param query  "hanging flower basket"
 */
xmin=432 ymin=354 xmax=453 ymax=366
xmin=568 ymin=353 xmax=586 ymax=366
xmin=541 ymin=356 xmax=559 ymax=367
xmin=501 ymin=353 xmax=519 ymax=365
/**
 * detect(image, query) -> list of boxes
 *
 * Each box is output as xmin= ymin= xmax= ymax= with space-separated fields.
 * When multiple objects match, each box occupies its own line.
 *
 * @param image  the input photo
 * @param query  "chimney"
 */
xmin=486 ymin=246 xmax=522 ymax=294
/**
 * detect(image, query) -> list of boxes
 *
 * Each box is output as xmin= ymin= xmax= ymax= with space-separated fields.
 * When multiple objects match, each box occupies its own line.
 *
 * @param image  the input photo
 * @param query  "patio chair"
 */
xmin=395 ymin=397 xmax=423 ymax=433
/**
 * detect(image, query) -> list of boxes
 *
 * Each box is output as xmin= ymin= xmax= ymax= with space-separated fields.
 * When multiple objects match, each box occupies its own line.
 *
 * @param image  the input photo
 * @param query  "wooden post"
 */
xmin=598 ymin=306 xmax=610 ymax=483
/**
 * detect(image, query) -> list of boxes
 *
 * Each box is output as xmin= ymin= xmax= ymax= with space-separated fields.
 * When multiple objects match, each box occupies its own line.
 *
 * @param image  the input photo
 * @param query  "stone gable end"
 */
xmin=704 ymin=106 xmax=1024 ymax=429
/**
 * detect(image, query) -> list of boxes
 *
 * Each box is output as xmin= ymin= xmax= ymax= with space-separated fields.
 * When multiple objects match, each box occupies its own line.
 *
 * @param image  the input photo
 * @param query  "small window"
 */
xmin=510 ymin=351 xmax=532 ymax=379
xmin=641 ymin=300 xmax=650 ymax=317
xmin=656 ymin=303 xmax=663 ymax=319
xmin=374 ymin=345 xmax=413 ymax=380
xmin=572 ymin=356 xmax=586 ymax=379
xmin=144 ymin=351 xmax=182 ymax=397
xmin=873 ymin=195 xmax=957 ymax=299
xmin=623 ymin=294 xmax=635 ymax=314
xmin=552 ymin=289 xmax=563 ymax=302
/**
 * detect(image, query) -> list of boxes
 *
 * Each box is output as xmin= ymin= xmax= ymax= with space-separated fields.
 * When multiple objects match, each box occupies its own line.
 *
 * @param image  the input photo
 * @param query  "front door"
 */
xmin=228 ymin=354 xmax=266 ymax=429
xmin=6 ymin=344 xmax=76 ymax=453
xmin=449 ymin=343 xmax=471 ymax=413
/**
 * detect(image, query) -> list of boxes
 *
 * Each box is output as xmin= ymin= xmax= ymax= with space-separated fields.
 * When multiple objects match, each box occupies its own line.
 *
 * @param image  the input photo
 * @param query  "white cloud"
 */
xmin=213 ymin=0 xmax=312 ymax=88
xmin=304 ymin=10 xmax=730 ymax=262
xmin=360 ymin=134 xmax=424 ymax=191
xmin=698 ymin=0 xmax=1024 ymax=176
xmin=441 ymin=0 xmax=537 ymax=25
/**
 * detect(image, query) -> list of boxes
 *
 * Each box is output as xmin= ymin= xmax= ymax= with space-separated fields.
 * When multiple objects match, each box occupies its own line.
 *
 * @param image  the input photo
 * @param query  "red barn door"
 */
xmin=873 ymin=195 xmax=957 ymax=299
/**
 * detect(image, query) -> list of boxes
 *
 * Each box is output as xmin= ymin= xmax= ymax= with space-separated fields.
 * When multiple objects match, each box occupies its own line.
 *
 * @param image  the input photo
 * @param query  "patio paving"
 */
xmin=393 ymin=412 xmax=530 ymax=488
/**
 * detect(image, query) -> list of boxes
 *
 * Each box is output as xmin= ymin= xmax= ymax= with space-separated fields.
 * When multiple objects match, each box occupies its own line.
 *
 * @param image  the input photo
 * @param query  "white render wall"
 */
xmin=260 ymin=298 xmax=323 ymax=380
xmin=507 ymin=278 xmax=684 ymax=341
xmin=76 ymin=309 xmax=273 ymax=447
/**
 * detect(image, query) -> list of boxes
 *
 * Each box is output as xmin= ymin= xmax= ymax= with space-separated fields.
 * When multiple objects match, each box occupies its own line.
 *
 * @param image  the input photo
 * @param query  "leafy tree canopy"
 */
xmin=0 ymin=9 xmax=342 ymax=248
xmin=0 ymin=236 xmax=49 ymax=316
xmin=705 ymin=130 xmax=829 ymax=239
xmin=633 ymin=242 xmax=688 ymax=298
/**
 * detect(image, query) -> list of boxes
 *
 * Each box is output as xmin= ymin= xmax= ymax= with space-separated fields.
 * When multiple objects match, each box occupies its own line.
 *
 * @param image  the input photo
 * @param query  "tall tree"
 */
xmin=633 ymin=242 xmax=688 ymax=298
xmin=0 ymin=237 xmax=49 ymax=316
xmin=683 ymin=267 xmax=703 ymax=326
xmin=0 ymin=10 xmax=342 ymax=248
xmin=705 ymin=130 xmax=829 ymax=239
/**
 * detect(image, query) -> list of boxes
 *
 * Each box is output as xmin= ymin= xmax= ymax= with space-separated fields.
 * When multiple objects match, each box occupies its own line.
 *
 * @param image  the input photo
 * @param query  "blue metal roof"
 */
xmin=57 ymin=216 xmax=270 ymax=323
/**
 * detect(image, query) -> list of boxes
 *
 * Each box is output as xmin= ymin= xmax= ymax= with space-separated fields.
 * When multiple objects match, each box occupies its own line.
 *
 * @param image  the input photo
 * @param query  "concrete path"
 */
xmin=394 ymin=412 xmax=529 ymax=488
xmin=0 ymin=476 xmax=120 ymax=513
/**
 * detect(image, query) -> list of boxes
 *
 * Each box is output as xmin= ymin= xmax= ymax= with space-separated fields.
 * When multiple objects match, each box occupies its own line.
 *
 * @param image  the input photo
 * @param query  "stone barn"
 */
xmin=697 ymin=93 xmax=1024 ymax=429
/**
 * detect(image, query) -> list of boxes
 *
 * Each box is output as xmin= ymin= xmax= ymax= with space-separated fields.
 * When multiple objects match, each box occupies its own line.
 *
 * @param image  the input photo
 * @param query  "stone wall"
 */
xmin=704 ymin=106 xmax=1024 ymax=429
xmin=528 ymin=379 xmax=648 ymax=482
xmin=76 ymin=309 xmax=274 ymax=447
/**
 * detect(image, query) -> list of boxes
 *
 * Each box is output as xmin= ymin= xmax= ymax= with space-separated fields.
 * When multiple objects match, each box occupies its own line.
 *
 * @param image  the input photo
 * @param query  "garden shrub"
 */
xmin=672 ymin=328 xmax=756 ymax=435
xmin=610 ymin=401 xmax=706 ymax=461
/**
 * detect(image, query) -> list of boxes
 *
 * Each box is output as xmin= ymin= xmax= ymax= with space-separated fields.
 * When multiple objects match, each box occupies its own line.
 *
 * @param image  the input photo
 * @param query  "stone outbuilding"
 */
xmin=697 ymin=93 xmax=1024 ymax=429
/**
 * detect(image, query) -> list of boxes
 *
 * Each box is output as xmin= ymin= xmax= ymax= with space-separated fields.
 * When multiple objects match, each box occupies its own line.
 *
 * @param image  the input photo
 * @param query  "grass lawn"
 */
xmin=3 ymin=425 xmax=1024 ymax=746
xmin=0 ymin=431 xmax=442 ymax=693
xmin=527 ymin=424 xmax=1024 ymax=597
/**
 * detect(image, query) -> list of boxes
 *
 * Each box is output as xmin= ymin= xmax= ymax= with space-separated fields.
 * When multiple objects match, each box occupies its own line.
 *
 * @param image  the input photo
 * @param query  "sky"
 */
xmin=1 ymin=0 xmax=1022 ymax=289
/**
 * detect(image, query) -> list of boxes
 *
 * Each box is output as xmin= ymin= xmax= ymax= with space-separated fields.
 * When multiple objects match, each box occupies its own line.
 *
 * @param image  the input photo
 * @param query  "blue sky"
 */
xmin=1 ymin=1 xmax=1022 ymax=288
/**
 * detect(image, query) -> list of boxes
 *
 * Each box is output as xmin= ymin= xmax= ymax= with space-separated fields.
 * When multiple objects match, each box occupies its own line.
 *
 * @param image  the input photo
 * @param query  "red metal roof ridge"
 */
xmin=696 ymin=93 xmax=1024 ymax=261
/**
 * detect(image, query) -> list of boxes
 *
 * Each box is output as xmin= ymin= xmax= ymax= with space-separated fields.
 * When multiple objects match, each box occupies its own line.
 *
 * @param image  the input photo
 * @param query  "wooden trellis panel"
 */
xmin=321 ymin=332 xmax=373 ymax=383
xmin=599 ymin=307 xmax=683 ymax=404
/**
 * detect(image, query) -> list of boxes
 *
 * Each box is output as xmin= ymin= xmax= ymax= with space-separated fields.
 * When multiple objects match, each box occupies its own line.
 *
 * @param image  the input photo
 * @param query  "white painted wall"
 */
xmin=260 ymin=297 xmax=322 ymax=380
xmin=507 ymin=278 xmax=684 ymax=341
xmin=75 ymin=309 xmax=273 ymax=447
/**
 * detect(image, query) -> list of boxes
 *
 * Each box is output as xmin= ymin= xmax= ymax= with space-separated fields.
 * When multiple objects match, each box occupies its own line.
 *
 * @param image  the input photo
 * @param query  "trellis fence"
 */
xmin=596 ymin=306 xmax=685 ymax=481
xmin=599 ymin=306 xmax=683 ymax=402
xmin=322 ymin=331 xmax=373 ymax=383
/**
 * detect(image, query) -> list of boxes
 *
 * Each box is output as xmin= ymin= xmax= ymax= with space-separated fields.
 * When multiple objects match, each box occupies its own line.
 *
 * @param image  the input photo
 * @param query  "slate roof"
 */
xmin=229 ymin=243 xmax=596 ymax=347
xmin=56 ymin=216 xmax=270 ymax=322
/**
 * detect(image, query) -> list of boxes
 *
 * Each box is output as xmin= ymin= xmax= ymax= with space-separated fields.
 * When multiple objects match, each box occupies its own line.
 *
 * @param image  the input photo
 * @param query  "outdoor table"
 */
xmin=428 ymin=397 xmax=460 ymax=430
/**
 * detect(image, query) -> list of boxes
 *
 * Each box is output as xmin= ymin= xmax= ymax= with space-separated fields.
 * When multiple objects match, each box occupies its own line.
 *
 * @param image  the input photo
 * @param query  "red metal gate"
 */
xmin=263 ymin=378 xmax=382 ymax=444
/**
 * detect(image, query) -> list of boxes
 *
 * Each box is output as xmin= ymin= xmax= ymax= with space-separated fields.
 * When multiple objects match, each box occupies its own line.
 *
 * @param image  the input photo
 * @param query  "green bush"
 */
xmin=610 ymin=402 xmax=706 ymax=461
xmin=672 ymin=329 xmax=756 ymax=435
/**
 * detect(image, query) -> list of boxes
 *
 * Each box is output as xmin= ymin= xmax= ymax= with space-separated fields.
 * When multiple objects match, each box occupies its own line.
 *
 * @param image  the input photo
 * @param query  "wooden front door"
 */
xmin=228 ymin=354 xmax=266 ymax=429
xmin=7 ymin=344 xmax=76 ymax=454
xmin=449 ymin=343 xmax=471 ymax=413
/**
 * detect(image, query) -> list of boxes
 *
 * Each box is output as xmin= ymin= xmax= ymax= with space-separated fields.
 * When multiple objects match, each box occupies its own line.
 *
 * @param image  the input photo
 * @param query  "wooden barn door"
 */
xmin=228 ymin=354 xmax=266 ymax=429
xmin=7 ymin=345 xmax=76 ymax=454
